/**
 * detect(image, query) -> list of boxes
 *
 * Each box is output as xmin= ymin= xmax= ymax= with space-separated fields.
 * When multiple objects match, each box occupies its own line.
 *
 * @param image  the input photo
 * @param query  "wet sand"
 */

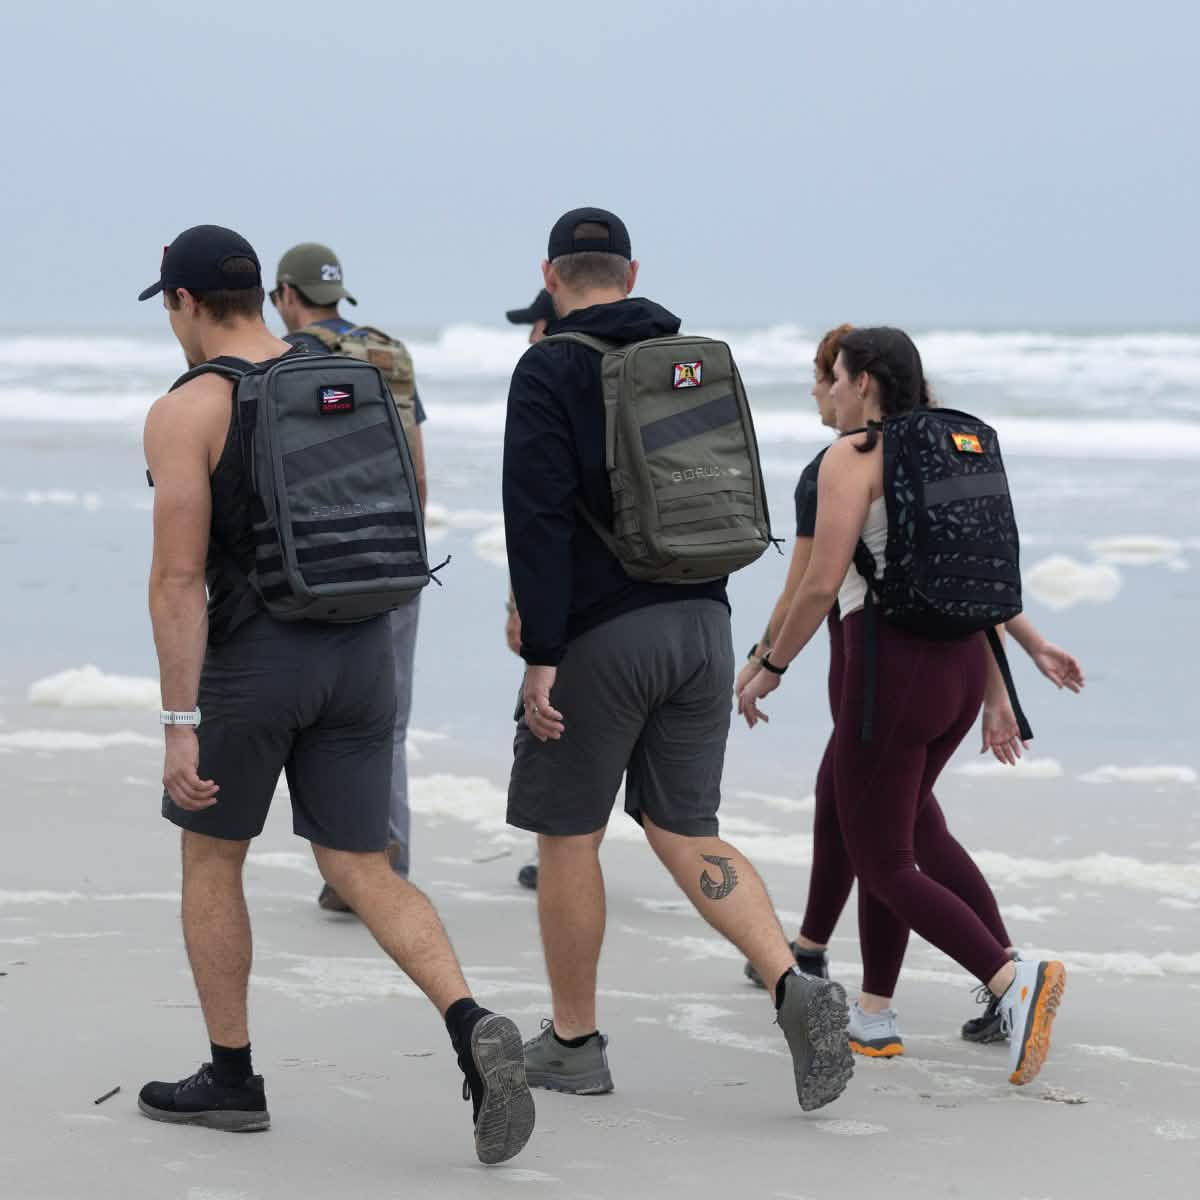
xmin=2 ymin=698 xmax=1198 ymax=1199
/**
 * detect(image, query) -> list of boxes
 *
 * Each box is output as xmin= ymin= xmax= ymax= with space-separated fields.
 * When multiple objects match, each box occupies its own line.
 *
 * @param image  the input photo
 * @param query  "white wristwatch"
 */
xmin=160 ymin=709 xmax=202 ymax=727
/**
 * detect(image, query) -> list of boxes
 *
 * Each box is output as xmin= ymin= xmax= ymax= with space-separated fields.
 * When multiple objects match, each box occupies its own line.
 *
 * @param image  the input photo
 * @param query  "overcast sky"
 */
xmin=2 ymin=0 xmax=1196 ymax=330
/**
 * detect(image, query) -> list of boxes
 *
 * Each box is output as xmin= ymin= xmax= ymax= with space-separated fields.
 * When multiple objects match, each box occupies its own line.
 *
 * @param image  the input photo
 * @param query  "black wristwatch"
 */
xmin=760 ymin=654 xmax=788 ymax=676
xmin=747 ymin=643 xmax=760 ymax=662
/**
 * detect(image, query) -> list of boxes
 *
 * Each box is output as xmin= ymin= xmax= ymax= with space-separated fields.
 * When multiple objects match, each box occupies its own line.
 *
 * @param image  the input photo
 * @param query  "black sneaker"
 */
xmin=962 ymin=952 xmax=1021 ymax=1044
xmin=317 ymin=883 xmax=354 ymax=914
xmin=745 ymin=942 xmax=829 ymax=989
xmin=454 ymin=1012 xmax=536 ymax=1165
xmin=138 ymin=1064 xmax=270 ymax=1132
xmin=962 ymin=988 xmax=1007 ymax=1044
xmin=516 ymin=862 xmax=538 ymax=890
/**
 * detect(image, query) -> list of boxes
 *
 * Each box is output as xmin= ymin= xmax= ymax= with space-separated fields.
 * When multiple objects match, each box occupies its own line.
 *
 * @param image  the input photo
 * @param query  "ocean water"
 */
xmin=1 ymin=325 xmax=1197 ymax=787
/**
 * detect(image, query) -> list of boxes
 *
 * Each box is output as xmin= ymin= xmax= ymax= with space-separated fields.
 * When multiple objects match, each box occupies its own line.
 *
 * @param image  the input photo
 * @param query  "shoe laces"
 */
xmin=179 ymin=1064 xmax=214 ymax=1093
xmin=975 ymin=981 xmax=1016 ymax=1038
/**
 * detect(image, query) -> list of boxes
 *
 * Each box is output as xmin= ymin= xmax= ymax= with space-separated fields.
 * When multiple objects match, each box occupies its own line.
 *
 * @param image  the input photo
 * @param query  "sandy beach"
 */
xmin=3 ymin=665 xmax=1199 ymax=1198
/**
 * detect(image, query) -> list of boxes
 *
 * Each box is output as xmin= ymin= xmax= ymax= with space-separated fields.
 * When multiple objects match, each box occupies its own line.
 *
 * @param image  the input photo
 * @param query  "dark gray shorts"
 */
xmin=507 ymin=599 xmax=733 ymax=838
xmin=163 ymin=612 xmax=396 ymax=850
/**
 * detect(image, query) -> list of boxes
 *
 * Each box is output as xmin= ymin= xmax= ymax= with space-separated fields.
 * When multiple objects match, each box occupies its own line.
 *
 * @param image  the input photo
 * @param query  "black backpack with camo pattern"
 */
xmin=854 ymin=406 xmax=1031 ymax=740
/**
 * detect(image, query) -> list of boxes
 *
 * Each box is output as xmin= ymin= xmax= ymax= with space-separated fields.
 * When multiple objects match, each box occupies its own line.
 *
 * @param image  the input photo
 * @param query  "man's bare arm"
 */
xmin=144 ymin=387 xmax=220 ymax=809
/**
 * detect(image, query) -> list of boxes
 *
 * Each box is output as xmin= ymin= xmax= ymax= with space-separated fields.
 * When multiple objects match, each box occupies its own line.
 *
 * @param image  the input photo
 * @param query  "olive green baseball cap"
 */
xmin=274 ymin=242 xmax=357 ymax=306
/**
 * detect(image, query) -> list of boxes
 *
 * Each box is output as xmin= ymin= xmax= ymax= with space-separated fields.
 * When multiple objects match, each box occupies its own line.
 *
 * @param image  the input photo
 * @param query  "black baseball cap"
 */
xmin=506 ymin=288 xmax=556 ymax=325
xmin=138 ymin=225 xmax=262 ymax=302
xmin=547 ymin=207 xmax=632 ymax=262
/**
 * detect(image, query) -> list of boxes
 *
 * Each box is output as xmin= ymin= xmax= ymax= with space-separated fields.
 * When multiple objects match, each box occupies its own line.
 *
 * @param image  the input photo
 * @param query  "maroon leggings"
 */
xmin=800 ymin=611 xmax=1011 ymax=996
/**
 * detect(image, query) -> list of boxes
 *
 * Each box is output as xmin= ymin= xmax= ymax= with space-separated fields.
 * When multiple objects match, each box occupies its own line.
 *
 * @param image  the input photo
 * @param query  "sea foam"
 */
xmin=1024 ymin=556 xmax=1122 ymax=610
xmin=29 ymin=666 xmax=159 ymax=711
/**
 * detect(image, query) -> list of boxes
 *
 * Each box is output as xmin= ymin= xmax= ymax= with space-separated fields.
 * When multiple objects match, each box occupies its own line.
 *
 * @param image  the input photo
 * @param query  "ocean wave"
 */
xmin=7 ymin=324 xmax=1200 ymax=385
xmin=2 ymin=327 xmax=1199 ymax=452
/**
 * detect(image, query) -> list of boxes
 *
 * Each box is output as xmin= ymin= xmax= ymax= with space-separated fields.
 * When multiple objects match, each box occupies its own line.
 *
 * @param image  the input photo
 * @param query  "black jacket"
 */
xmin=502 ymin=297 xmax=729 ymax=665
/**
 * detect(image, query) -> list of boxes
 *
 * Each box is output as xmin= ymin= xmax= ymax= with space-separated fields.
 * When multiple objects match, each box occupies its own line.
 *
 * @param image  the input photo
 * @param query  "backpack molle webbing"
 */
xmin=172 ymin=351 xmax=432 ymax=623
xmin=543 ymin=332 xmax=772 ymax=583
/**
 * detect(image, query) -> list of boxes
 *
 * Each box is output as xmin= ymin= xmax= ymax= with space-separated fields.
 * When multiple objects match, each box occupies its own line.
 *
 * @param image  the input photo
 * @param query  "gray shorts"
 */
xmin=163 ymin=611 xmax=397 ymax=851
xmin=507 ymin=599 xmax=733 ymax=838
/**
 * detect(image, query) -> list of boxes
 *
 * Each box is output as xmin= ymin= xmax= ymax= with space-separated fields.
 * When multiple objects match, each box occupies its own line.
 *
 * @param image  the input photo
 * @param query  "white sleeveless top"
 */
xmin=837 ymin=496 xmax=887 ymax=618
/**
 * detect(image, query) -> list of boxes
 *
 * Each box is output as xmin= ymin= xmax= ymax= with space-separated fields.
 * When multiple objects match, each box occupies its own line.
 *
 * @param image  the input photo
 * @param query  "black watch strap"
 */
xmin=747 ymin=643 xmax=760 ymax=661
xmin=760 ymin=655 xmax=788 ymax=676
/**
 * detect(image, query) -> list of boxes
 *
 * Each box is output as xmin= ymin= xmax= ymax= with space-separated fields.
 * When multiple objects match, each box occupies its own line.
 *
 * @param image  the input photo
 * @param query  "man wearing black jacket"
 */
xmin=502 ymin=208 xmax=854 ymax=1112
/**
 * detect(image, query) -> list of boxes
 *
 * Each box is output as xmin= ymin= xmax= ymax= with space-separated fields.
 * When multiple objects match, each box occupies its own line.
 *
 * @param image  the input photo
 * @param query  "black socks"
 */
xmin=445 ymin=998 xmax=489 ymax=1122
xmin=553 ymin=1028 xmax=597 ymax=1049
xmin=210 ymin=1042 xmax=253 ymax=1087
xmin=445 ymin=997 xmax=487 ymax=1053
xmin=774 ymin=967 xmax=799 ymax=1011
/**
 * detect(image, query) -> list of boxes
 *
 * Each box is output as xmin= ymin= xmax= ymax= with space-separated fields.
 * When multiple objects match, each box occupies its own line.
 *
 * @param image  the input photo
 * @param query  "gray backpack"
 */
xmin=544 ymin=333 xmax=772 ymax=582
xmin=172 ymin=351 xmax=432 ymax=622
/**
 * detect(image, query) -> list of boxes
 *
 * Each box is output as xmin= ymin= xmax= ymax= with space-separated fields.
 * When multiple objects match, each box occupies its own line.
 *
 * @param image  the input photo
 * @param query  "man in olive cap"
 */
xmin=272 ymin=243 xmax=427 ymax=905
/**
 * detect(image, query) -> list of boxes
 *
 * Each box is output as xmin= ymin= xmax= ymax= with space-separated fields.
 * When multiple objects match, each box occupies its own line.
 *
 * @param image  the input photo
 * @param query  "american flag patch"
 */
xmin=318 ymin=385 xmax=355 ymax=415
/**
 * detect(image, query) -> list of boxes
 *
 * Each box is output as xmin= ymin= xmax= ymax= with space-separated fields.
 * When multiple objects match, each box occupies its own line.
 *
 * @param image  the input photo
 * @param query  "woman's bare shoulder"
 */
xmin=820 ymin=430 xmax=879 ymax=471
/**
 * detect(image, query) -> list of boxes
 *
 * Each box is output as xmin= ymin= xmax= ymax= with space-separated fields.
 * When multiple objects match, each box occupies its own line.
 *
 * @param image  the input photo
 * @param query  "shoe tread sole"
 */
xmin=472 ymin=1014 xmax=537 ymax=1164
xmin=1010 ymin=962 xmax=1066 ymax=1086
xmin=849 ymin=1038 xmax=905 ymax=1058
xmin=779 ymin=978 xmax=854 ymax=1112
xmin=137 ymin=1098 xmax=270 ymax=1132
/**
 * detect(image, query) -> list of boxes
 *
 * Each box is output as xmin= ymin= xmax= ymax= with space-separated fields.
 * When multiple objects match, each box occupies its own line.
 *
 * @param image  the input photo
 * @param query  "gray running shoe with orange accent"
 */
xmin=848 ymin=1002 xmax=904 ymax=1058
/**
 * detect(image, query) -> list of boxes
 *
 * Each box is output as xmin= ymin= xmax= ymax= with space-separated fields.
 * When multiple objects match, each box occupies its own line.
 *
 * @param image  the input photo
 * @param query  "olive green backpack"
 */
xmin=543 ymin=332 xmax=772 ymax=583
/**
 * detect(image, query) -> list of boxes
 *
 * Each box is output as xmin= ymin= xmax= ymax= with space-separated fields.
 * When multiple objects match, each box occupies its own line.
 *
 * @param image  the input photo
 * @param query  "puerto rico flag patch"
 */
xmin=318 ymin=384 xmax=355 ymax=414
xmin=672 ymin=361 xmax=702 ymax=389
xmin=951 ymin=432 xmax=983 ymax=454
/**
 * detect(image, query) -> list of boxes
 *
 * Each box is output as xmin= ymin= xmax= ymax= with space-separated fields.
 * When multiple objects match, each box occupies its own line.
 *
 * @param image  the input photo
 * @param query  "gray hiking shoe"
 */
xmin=776 ymin=967 xmax=854 ymax=1111
xmin=523 ymin=1020 xmax=614 ymax=1095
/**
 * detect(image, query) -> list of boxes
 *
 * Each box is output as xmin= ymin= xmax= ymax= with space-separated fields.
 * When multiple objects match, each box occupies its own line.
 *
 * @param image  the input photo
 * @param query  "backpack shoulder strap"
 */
xmin=538 ymin=332 xmax=625 ymax=552
xmin=169 ymin=355 xmax=253 ymax=392
xmin=540 ymin=332 xmax=621 ymax=355
xmin=296 ymin=322 xmax=343 ymax=351
xmin=984 ymin=627 xmax=1035 ymax=742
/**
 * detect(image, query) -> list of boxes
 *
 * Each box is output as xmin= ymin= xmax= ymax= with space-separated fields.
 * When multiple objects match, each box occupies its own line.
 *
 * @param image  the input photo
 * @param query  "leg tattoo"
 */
xmin=699 ymin=854 xmax=739 ymax=901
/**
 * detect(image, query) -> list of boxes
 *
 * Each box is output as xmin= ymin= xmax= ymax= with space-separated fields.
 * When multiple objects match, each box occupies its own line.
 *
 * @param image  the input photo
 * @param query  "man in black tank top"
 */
xmin=133 ymin=225 xmax=534 ymax=1164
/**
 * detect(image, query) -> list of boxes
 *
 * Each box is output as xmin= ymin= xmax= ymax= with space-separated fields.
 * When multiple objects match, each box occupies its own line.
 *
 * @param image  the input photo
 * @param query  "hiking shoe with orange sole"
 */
xmin=998 ymin=959 xmax=1067 ymax=1085
xmin=847 ymin=1002 xmax=904 ymax=1058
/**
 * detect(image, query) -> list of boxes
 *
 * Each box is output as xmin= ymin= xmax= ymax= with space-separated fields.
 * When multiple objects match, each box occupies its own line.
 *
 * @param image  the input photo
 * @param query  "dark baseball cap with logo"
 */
xmin=138 ymin=225 xmax=262 ymax=302
xmin=275 ymin=242 xmax=357 ymax=306
xmin=547 ymin=207 xmax=632 ymax=262
xmin=506 ymin=288 xmax=556 ymax=325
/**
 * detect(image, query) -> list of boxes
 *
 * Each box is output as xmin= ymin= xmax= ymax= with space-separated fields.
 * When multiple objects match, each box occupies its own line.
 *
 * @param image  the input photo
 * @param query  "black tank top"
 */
xmin=204 ymin=353 xmax=293 ymax=643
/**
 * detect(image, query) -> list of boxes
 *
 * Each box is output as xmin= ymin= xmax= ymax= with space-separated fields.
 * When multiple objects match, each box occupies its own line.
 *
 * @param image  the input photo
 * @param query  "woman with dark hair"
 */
xmin=738 ymin=328 xmax=1067 ymax=1087
xmin=737 ymin=324 xmax=856 ymax=978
